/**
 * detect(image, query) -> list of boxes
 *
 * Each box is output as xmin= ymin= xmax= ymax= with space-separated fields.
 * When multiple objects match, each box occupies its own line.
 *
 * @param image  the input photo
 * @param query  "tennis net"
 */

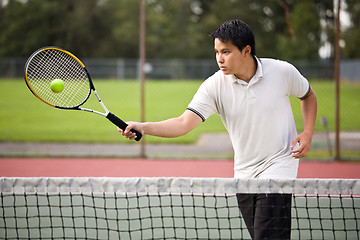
xmin=1 ymin=177 xmax=359 ymax=239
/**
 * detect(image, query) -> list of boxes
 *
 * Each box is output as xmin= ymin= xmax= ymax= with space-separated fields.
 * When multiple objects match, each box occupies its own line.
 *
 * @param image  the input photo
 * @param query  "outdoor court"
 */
xmin=1 ymin=158 xmax=359 ymax=178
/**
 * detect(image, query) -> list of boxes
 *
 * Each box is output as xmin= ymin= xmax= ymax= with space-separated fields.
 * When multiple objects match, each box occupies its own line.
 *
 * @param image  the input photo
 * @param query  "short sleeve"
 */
xmin=287 ymin=63 xmax=310 ymax=99
xmin=187 ymin=76 xmax=219 ymax=121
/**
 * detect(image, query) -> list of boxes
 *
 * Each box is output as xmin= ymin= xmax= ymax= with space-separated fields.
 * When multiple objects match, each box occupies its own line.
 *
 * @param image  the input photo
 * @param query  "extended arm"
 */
xmin=120 ymin=110 xmax=203 ymax=140
xmin=291 ymin=87 xmax=317 ymax=158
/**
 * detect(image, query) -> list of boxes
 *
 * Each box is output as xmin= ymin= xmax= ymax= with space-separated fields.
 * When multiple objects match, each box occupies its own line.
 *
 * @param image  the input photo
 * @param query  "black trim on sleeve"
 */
xmin=299 ymin=84 xmax=311 ymax=100
xmin=187 ymin=107 xmax=206 ymax=122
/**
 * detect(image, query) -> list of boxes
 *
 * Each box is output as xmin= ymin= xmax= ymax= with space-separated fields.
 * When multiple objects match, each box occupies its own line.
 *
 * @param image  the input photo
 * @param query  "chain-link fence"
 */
xmin=0 ymin=57 xmax=344 ymax=80
xmin=0 ymin=58 xmax=359 ymax=161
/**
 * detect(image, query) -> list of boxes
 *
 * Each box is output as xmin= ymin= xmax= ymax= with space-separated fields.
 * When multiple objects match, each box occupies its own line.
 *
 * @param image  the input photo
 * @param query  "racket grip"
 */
xmin=106 ymin=112 xmax=142 ymax=141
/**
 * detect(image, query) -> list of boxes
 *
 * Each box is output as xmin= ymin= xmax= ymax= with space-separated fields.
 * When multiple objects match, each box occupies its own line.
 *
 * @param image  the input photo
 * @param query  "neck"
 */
xmin=235 ymin=56 xmax=257 ymax=83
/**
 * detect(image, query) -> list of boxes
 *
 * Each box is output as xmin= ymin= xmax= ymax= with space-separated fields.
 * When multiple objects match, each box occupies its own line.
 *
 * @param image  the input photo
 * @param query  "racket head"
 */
xmin=24 ymin=46 xmax=92 ymax=109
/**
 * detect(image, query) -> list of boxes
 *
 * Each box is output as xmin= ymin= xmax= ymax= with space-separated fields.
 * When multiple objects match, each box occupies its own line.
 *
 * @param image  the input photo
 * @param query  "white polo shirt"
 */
xmin=187 ymin=57 xmax=310 ymax=179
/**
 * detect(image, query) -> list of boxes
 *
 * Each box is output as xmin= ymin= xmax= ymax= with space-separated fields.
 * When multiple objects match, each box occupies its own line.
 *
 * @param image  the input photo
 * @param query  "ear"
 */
xmin=242 ymin=45 xmax=252 ymax=56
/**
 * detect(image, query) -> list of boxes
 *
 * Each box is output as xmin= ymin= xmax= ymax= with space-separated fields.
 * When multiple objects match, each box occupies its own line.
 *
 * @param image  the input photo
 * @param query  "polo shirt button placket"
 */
xmin=247 ymin=86 xmax=256 ymax=103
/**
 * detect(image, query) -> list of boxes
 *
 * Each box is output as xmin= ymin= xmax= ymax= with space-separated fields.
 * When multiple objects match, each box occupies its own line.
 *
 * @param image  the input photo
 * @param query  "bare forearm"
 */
xmin=301 ymin=88 xmax=317 ymax=135
xmin=291 ymin=88 xmax=317 ymax=158
xmin=141 ymin=117 xmax=196 ymax=138
xmin=121 ymin=110 xmax=202 ymax=140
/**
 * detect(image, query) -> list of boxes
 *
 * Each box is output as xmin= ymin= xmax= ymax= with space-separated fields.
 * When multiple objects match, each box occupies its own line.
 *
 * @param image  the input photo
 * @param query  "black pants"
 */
xmin=236 ymin=193 xmax=292 ymax=240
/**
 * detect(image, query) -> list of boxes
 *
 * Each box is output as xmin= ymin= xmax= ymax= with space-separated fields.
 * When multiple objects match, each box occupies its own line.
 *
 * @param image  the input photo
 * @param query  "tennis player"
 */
xmin=120 ymin=19 xmax=317 ymax=239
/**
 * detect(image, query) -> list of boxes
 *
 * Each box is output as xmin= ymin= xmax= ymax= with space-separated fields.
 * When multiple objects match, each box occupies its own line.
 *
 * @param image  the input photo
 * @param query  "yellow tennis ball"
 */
xmin=50 ymin=79 xmax=64 ymax=93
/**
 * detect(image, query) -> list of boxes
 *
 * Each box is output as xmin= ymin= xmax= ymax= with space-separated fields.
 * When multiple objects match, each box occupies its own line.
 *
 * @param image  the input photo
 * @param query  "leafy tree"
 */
xmin=99 ymin=0 xmax=140 ymax=58
xmin=276 ymin=0 xmax=322 ymax=60
xmin=0 ymin=0 xmax=357 ymax=60
xmin=0 ymin=0 xmax=110 ymax=57
xmin=342 ymin=0 xmax=360 ymax=58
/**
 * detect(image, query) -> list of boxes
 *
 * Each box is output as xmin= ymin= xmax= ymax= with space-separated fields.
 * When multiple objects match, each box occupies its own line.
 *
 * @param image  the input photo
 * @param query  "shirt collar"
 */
xmin=232 ymin=56 xmax=263 ymax=86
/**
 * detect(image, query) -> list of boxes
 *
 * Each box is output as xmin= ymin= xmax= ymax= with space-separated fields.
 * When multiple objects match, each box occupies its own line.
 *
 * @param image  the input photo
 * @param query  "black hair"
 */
xmin=210 ymin=19 xmax=256 ymax=57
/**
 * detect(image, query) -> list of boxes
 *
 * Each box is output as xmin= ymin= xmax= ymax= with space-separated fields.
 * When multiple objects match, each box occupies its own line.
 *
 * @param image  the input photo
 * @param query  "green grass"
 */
xmin=290 ymin=79 xmax=360 ymax=131
xmin=0 ymin=79 xmax=224 ymax=143
xmin=0 ymin=78 xmax=359 ymax=144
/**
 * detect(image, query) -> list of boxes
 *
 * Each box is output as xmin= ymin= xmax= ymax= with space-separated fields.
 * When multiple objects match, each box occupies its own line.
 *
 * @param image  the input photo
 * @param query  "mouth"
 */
xmin=219 ymin=66 xmax=227 ymax=71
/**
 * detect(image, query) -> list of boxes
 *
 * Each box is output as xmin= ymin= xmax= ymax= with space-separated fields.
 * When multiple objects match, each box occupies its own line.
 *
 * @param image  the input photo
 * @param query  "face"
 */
xmin=214 ymin=38 xmax=249 ymax=79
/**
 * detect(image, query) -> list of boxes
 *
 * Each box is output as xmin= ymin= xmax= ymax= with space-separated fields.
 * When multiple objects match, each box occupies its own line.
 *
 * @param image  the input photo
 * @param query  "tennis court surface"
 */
xmin=0 ymin=157 xmax=360 ymax=178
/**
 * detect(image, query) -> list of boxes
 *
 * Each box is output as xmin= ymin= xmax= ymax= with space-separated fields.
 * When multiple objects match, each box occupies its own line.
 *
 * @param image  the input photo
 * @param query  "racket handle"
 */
xmin=106 ymin=112 xmax=142 ymax=141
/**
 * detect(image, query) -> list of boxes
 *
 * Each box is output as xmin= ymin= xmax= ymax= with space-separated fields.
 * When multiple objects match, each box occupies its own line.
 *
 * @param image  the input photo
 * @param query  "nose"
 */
xmin=217 ymin=53 xmax=224 ymax=64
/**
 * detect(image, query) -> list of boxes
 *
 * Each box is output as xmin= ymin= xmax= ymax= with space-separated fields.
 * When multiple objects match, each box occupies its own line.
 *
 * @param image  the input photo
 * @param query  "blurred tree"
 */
xmin=342 ymin=0 xmax=360 ymax=58
xmin=276 ymin=0 xmax=321 ymax=60
xmin=316 ymin=0 xmax=335 ymax=59
xmin=59 ymin=0 xmax=111 ymax=58
xmin=0 ymin=0 xmax=110 ymax=57
xmin=99 ymin=0 xmax=140 ymax=58
xmin=145 ymin=0 xmax=215 ymax=58
xmin=0 ymin=0 xmax=357 ymax=60
xmin=0 ymin=0 xmax=49 ymax=56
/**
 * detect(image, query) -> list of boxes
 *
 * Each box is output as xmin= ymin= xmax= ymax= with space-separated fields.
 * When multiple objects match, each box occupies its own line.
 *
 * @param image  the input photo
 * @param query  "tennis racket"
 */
xmin=24 ymin=46 xmax=142 ymax=141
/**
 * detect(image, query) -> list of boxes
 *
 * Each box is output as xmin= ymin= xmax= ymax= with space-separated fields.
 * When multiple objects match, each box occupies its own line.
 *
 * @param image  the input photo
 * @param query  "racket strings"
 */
xmin=26 ymin=48 xmax=90 ymax=108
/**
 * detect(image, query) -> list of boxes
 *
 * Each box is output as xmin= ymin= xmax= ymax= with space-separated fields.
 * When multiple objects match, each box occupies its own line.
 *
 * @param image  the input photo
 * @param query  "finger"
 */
xmin=292 ymin=153 xmax=302 ymax=159
xmin=293 ymin=151 xmax=307 ymax=159
xmin=119 ymin=126 xmax=132 ymax=137
xmin=124 ymin=125 xmax=132 ymax=134
xmin=291 ymin=147 xmax=303 ymax=158
xmin=129 ymin=134 xmax=137 ymax=140
xmin=291 ymin=144 xmax=303 ymax=153
xmin=292 ymin=145 xmax=311 ymax=159
xmin=290 ymin=137 xmax=299 ymax=149
xmin=124 ymin=126 xmax=137 ymax=137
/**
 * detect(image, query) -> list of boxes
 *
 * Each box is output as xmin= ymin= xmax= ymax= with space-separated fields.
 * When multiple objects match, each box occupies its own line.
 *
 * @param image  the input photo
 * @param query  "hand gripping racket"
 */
xmin=24 ymin=46 xmax=142 ymax=141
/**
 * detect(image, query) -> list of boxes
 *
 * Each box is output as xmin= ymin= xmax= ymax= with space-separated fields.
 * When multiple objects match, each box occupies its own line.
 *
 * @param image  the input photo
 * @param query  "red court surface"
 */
xmin=0 ymin=158 xmax=359 ymax=178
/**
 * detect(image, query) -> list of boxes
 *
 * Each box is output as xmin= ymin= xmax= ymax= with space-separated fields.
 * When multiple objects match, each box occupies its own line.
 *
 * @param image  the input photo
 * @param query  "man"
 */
xmin=120 ymin=19 xmax=317 ymax=239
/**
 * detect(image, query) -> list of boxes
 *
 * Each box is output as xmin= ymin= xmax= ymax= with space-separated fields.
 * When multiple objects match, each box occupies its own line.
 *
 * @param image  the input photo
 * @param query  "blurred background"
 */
xmin=0 ymin=0 xmax=359 ymax=161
